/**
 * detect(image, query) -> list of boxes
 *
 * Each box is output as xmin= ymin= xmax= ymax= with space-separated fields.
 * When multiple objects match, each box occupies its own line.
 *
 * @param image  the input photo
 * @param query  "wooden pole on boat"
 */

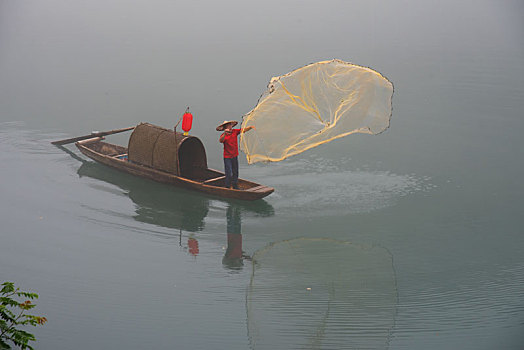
xmin=173 ymin=108 xmax=187 ymax=176
xmin=51 ymin=126 xmax=135 ymax=146
xmin=174 ymin=126 xmax=178 ymax=175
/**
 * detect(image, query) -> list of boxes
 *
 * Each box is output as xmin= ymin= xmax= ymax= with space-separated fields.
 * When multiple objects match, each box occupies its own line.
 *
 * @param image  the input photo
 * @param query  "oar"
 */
xmin=51 ymin=126 xmax=135 ymax=145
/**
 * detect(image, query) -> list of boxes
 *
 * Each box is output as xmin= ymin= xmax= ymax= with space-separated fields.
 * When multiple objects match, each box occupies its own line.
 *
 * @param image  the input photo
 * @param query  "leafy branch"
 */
xmin=1 ymin=282 xmax=47 ymax=350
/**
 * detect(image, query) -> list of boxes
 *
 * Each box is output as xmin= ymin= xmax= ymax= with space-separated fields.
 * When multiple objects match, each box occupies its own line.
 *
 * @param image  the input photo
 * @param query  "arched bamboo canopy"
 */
xmin=128 ymin=123 xmax=207 ymax=177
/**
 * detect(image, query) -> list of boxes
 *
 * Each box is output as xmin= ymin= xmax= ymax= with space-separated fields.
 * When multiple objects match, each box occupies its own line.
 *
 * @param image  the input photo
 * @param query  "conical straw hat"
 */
xmin=216 ymin=120 xmax=238 ymax=131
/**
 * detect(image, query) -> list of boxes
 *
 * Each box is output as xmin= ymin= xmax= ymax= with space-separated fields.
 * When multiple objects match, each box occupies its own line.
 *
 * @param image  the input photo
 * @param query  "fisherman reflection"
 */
xmin=222 ymin=204 xmax=250 ymax=269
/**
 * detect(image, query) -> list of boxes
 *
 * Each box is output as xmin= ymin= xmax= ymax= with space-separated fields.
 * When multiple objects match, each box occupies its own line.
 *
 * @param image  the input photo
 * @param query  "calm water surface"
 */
xmin=1 ymin=1 xmax=523 ymax=349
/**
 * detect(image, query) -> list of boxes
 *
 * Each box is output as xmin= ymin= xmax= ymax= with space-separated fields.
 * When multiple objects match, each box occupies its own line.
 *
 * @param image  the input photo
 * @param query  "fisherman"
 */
xmin=217 ymin=120 xmax=254 ymax=189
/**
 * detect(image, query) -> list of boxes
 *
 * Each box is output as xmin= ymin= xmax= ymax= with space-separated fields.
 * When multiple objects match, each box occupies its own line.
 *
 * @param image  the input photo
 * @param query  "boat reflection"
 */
xmin=76 ymin=159 xmax=274 ymax=234
xmin=77 ymin=161 xmax=209 ymax=232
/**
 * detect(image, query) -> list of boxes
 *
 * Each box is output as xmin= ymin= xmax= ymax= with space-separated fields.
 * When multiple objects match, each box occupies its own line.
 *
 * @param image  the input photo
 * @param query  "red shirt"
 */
xmin=222 ymin=128 xmax=240 ymax=158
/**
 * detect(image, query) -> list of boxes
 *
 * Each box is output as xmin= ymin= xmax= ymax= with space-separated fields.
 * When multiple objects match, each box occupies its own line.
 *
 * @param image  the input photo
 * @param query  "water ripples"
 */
xmin=245 ymin=155 xmax=435 ymax=216
xmin=0 ymin=123 xmax=158 ymax=235
xmin=394 ymin=263 xmax=524 ymax=345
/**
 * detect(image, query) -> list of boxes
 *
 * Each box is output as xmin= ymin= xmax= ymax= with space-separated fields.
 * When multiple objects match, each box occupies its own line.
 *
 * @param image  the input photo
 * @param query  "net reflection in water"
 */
xmin=247 ymin=238 xmax=397 ymax=350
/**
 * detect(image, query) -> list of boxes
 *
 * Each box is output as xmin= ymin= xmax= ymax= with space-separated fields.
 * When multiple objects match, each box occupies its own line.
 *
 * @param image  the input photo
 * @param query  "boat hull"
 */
xmin=75 ymin=139 xmax=274 ymax=201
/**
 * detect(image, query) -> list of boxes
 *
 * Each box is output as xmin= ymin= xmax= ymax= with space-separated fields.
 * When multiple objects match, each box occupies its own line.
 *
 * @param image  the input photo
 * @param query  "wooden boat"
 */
xmin=74 ymin=123 xmax=274 ymax=201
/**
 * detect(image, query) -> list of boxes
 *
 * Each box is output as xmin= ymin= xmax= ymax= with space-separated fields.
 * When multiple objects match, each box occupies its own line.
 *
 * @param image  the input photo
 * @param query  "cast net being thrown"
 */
xmin=240 ymin=59 xmax=393 ymax=164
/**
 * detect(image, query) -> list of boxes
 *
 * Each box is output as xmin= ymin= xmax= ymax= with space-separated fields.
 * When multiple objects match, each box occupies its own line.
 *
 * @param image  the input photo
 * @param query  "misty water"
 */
xmin=1 ymin=1 xmax=523 ymax=349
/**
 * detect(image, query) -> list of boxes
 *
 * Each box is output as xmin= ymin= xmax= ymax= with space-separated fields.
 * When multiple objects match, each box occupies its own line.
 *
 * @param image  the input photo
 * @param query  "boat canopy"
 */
xmin=128 ymin=123 xmax=207 ymax=177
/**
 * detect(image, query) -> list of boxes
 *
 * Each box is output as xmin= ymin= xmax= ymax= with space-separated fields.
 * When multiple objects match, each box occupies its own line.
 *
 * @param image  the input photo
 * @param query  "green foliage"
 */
xmin=1 ymin=282 xmax=47 ymax=350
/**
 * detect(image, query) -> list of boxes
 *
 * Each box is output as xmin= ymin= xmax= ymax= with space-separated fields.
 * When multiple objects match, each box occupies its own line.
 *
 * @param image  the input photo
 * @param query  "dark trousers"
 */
xmin=224 ymin=156 xmax=238 ymax=188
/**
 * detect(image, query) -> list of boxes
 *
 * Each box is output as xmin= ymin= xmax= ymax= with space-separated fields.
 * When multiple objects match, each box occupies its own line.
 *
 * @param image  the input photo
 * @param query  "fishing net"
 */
xmin=247 ymin=238 xmax=397 ymax=350
xmin=240 ymin=60 xmax=393 ymax=163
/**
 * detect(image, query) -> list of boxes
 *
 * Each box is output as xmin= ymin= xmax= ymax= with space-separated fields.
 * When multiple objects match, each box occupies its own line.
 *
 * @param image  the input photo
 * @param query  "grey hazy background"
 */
xmin=1 ymin=1 xmax=523 ymax=349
